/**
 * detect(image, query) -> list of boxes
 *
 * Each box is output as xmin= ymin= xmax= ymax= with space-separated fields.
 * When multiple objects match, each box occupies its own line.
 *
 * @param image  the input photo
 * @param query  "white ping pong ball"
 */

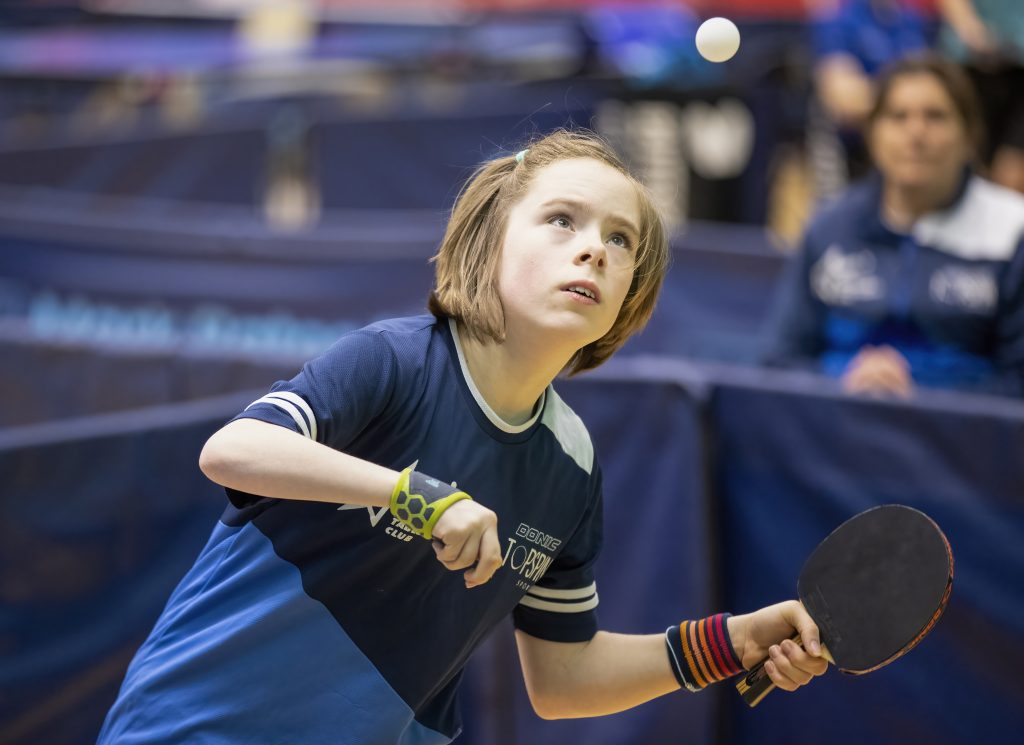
xmin=695 ymin=17 xmax=740 ymax=63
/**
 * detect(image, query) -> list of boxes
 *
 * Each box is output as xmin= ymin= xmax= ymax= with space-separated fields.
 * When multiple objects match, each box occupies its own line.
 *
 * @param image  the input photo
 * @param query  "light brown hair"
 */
xmin=866 ymin=53 xmax=985 ymax=163
xmin=428 ymin=129 xmax=669 ymax=375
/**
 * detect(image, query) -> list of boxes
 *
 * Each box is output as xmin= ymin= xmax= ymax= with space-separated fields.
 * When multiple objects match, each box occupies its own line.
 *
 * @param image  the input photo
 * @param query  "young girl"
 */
xmin=99 ymin=130 xmax=826 ymax=744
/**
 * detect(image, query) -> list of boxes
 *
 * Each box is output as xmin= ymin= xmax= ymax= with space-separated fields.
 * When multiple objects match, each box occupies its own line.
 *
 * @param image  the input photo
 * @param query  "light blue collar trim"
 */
xmin=447 ymin=318 xmax=545 ymax=434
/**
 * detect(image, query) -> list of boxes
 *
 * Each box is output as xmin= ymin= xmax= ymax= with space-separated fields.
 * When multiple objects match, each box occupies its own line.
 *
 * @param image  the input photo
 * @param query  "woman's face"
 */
xmin=869 ymin=73 xmax=972 ymax=192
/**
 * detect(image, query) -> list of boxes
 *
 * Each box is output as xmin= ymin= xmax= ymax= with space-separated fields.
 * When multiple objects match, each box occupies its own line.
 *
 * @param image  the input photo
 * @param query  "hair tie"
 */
xmin=515 ymin=149 xmax=529 ymax=164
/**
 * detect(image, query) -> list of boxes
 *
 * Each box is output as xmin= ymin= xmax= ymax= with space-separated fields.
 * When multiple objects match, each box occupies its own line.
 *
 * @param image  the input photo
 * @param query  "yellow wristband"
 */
xmin=390 ymin=467 xmax=472 ymax=540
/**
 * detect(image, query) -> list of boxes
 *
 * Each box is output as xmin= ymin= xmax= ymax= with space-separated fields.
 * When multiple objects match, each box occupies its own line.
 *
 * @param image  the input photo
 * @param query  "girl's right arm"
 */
xmin=198 ymin=418 xmax=503 ymax=586
xmin=200 ymin=417 xmax=398 ymax=508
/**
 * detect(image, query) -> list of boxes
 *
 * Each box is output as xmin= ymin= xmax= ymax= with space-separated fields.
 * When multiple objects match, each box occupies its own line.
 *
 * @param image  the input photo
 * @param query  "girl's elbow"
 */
xmin=529 ymin=694 xmax=563 ymax=721
xmin=525 ymin=686 xmax=575 ymax=720
xmin=198 ymin=428 xmax=244 ymax=484
xmin=198 ymin=438 xmax=225 ymax=483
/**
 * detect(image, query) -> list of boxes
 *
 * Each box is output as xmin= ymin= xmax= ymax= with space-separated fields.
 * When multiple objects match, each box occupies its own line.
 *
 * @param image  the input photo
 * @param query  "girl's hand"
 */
xmin=728 ymin=601 xmax=829 ymax=692
xmin=431 ymin=500 xmax=503 ymax=589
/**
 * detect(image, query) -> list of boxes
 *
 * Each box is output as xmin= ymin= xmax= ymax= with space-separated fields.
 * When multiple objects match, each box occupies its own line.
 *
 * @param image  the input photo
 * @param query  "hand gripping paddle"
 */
xmin=736 ymin=504 xmax=953 ymax=707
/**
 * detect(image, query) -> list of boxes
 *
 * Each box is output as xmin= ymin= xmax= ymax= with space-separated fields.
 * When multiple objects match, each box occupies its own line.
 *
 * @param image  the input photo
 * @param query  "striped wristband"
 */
xmin=665 ymin=614 xmax=744 ymax=692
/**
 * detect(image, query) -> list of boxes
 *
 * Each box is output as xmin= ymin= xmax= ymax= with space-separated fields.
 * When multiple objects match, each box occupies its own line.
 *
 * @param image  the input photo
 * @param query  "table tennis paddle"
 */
xmin=736 ymin=504 xmax=953 ymax=707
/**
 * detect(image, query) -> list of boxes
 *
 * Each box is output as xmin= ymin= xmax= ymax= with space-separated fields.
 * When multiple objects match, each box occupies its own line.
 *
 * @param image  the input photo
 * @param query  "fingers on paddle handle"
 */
xmin=736 ymin=659 xmax=776 ymax=707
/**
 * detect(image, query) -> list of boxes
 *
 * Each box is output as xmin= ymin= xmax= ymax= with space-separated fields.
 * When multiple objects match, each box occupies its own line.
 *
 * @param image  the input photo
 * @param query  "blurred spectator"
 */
xmin=937 ymin=0 xmax=1024 ymax=193
xmin=807 ymin=0 xmax=929 ymax=198
xmin=767 ymin=54 xmax=1024 ymax=397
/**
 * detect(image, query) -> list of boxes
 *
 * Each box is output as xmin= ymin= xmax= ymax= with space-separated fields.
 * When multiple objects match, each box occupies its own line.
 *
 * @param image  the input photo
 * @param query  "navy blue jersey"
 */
xmin=99 ymin=316 xmax=603 ymax=745
xmin=767 ymin=172 xmax=1024 ymax=395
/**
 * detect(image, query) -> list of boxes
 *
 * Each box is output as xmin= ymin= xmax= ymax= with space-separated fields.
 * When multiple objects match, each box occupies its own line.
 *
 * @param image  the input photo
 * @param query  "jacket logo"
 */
xmin=811 ymin=245 xmax=885 ymax=306
xmin=929 ymin=266 xmax=997 ymax=313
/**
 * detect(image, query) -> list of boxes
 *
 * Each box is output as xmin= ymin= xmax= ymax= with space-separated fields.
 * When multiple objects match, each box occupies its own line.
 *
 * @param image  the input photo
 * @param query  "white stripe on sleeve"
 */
xmin=245 ymin=395 xmax=312 ymax=440
xmin=525 ymin=583 xmax=597 ymax=601
xmin=518 ymin=593 xmax=600 ymax=614
xmin=264 ymin=391 xmax=318 ymax=442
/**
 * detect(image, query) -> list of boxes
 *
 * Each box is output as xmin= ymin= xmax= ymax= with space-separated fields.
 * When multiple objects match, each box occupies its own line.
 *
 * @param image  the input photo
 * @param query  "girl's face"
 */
xmin=869 ymin=73 xmax=972 ymax=192
xmin=497 ymin=157 xmax=640 ymax=348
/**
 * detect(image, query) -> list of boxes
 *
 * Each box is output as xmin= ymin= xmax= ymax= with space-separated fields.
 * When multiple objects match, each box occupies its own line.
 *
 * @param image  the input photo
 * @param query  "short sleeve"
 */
xmin=232 ymin=329 xmax=398 ymax=450
xmin=512 ymin=465 xmax=604 ymax=643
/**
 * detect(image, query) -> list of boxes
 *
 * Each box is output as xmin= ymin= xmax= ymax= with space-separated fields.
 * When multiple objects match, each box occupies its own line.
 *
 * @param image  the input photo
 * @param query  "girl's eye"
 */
xmin=609 ymin=233 xmax=632 ymax=249
xmin=550 ymin=215 xmax=572 ymax=229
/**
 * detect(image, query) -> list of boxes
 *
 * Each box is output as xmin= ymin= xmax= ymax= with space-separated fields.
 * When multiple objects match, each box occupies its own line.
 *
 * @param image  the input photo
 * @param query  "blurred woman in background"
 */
xmin=768 ymin=53 xmax=1024 ymax=397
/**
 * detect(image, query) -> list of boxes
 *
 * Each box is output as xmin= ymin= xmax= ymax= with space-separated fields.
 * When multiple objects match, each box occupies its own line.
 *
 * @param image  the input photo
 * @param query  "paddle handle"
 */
xmin=735 ymin=634 xmax=832 ymax=707
xmin=735 ymin=656 xmax=776 ymax=707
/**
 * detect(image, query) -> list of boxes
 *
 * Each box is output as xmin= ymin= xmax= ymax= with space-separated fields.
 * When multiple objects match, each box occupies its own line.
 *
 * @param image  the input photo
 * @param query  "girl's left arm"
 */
xmin=514 ymin=601 xmax=826 ymax=719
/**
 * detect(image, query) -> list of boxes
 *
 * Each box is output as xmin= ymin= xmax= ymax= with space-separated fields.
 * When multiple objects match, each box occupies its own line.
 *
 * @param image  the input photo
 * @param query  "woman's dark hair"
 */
xmin=866 ymin=53 xmax=985 ymax=162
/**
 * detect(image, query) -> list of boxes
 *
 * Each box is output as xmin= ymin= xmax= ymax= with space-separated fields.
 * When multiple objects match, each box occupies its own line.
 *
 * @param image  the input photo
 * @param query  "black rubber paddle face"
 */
xmin=736 ymin=504 xmax=954 ymax=707
xmin=798 ymin=505 xmax=953 ymax=674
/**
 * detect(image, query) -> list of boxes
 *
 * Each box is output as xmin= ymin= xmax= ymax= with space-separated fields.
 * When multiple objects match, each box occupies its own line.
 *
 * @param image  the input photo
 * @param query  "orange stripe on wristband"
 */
xmin=682 ymin=615 xmax=742 ymax=687
xmin=689 ymin=620 xmax=716 ymax=686
xmin=671 ymin=615 xmax=744 ymax=691
xmin=680 ymin=621 xmax=709 ymax=688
